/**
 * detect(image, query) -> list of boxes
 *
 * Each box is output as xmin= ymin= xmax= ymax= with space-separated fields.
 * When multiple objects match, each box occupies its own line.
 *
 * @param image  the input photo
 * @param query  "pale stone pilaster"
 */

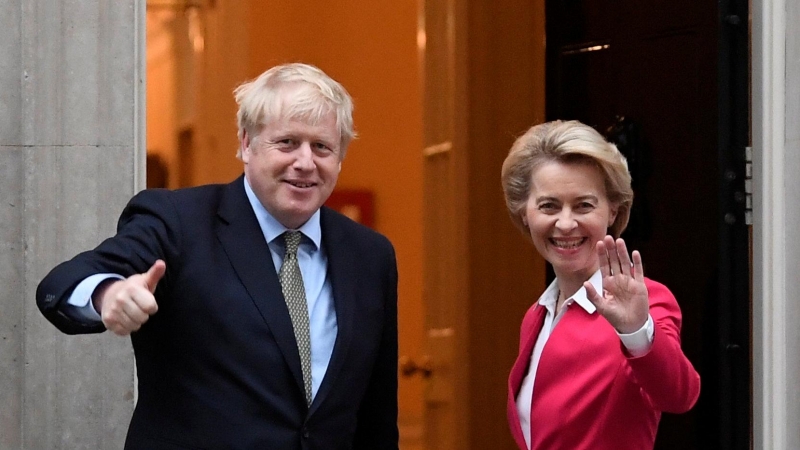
xmin=753 ymin=0 xmax=800 ymax=447
xmin=0 ymin=1 xmax=144 ymax=448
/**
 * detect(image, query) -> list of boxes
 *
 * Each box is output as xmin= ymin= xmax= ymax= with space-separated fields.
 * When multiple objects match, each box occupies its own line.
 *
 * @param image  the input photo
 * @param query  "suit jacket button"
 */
xmin=302 ymin=427 xmax=309 ymax=439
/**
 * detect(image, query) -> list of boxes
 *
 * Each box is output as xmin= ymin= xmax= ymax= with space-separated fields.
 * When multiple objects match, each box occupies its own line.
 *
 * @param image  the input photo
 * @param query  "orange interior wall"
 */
xmin=145 ymin=17 xmax=178 ymax=188
xmin=246 ymin=1 xmax=425 ymax=424
xmin=188 ymin=1 xmax=250 ymax=186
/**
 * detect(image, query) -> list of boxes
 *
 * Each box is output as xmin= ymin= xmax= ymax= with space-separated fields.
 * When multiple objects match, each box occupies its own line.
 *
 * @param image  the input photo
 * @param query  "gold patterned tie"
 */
xmin=279 ymin=231 xmax=313 ymax=406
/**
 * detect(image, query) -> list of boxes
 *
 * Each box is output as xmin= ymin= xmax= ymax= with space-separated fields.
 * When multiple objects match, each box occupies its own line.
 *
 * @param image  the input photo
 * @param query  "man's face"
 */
xmin=242 ymin=113 xmax=342 ymax=229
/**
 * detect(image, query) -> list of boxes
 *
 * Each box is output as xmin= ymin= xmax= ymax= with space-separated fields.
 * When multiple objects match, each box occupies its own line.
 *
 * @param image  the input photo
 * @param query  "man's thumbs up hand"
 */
xmin=94 ymin=260 xmax=166 ymax=336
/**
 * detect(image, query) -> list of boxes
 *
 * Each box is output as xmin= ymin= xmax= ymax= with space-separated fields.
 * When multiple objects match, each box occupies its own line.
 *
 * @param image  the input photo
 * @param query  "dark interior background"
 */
xmin=544 ymin=0 xmax=751 ymax=448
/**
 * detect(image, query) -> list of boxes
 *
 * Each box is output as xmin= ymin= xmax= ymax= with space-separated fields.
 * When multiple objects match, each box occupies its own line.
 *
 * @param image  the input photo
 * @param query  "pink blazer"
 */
xmin=507 ymin=278 xmax=700 ymax=450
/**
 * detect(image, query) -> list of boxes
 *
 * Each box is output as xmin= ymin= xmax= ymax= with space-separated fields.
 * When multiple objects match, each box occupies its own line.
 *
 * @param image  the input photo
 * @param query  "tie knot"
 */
xmin=283 ymin=231 xmax=302 ymax=256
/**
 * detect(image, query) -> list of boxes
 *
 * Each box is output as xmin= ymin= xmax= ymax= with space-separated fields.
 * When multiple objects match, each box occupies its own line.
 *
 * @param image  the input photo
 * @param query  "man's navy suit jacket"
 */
xmin=36 ymin=176 xmax=399 ymax=450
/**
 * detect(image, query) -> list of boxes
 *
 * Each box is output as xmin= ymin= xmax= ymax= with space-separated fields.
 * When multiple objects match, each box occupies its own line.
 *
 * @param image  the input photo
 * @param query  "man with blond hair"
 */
xmin=37 ymin=63 xmax=399 ymax=449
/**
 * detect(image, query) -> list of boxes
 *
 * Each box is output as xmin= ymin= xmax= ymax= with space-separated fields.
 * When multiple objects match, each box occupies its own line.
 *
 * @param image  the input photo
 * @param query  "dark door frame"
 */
xmin=716 ymin=0 xmax=751 ymax=448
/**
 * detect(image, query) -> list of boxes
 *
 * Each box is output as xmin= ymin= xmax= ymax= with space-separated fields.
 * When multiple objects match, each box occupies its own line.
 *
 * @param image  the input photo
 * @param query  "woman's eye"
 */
xmin=538 ymin=203 xmax=557 ymax=212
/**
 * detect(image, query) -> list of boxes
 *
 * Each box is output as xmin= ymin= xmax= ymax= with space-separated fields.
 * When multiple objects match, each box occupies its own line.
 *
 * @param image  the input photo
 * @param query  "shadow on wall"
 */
xmin=147 ymin=153 xmax=169 ymax=189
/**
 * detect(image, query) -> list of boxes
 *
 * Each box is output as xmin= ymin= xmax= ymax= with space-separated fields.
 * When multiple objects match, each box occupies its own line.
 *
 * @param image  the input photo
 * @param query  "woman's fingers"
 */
xmin=615 ymin=238 xmax=632 ymax=275
xmin=584 ymin=280 xmax=598 ymax=302
xmin=632 ymin=250 xmax=645 ymax=282
xmin=584 ymin=280 xmax=605 ymax=310
xmin=596 ymin=239 xmax=611 ymax=278
xmin=598 ymin=235 xmax=627 ymax=276
xmin=590 ymin=238 xmax=648 ymax=332
xmin=598 ymin=236 xmax=643 ymax=281
xmin=604 ymin=236 xmax=621 ymax=274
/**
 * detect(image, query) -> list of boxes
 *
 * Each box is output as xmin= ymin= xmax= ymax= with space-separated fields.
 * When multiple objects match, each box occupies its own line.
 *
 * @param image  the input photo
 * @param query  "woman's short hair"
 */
xmin=233 ymin=63 xmax=356 ymax=159
xmin=501 ymin=120 xmax=634 ymax=238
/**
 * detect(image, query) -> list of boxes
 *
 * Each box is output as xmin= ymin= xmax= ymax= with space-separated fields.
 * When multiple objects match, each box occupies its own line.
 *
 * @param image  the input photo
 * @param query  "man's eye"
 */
xmin=271 ymin=138 xmax=297 ymax=149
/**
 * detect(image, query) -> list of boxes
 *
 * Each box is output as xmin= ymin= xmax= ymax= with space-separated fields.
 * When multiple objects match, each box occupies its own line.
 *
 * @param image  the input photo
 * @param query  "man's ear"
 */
xmin=240 ymin=130 xmax=252 ymax=161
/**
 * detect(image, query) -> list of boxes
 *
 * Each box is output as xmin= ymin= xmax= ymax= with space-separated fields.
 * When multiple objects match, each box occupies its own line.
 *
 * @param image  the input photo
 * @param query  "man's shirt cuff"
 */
xmin=64 ymin=274 xmax=124 ymax=322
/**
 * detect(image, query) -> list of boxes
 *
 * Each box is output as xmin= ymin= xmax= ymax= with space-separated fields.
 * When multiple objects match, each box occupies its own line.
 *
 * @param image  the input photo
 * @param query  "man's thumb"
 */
xmin=143 ymin=259 xmax=167 ymax=293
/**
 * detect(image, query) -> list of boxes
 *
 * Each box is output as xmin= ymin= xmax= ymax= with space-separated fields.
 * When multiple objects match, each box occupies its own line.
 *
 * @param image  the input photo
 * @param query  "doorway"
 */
xmin=545 ymin=0 xmax=751 ymax=448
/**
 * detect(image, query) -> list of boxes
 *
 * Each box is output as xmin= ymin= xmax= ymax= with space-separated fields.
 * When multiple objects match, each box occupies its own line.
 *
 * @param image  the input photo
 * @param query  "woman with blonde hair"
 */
xmin=502 ymin=120 xmax=700 ymax=450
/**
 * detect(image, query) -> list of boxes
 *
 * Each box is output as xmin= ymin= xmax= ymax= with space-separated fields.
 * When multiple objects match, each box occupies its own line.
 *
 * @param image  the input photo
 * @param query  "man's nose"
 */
xmin=293 ymin=142 xmax=315 ymax=170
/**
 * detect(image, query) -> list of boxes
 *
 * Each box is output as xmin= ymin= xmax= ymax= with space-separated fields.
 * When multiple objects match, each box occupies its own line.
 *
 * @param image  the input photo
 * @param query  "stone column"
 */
xmin=753 ymin=0 xmax=800 ymax=447
xmin=0 ymin=1 xmax=144 ymax=448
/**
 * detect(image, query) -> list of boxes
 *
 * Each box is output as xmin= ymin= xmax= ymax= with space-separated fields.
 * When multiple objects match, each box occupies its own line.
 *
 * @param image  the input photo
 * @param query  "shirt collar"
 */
xmin=243 ymin=176 xmax=322 ymax=250
xmin=538 ymin=279 xmax=561 ymax=310
xmin=537 ymin=269 xmax=601 ymax=314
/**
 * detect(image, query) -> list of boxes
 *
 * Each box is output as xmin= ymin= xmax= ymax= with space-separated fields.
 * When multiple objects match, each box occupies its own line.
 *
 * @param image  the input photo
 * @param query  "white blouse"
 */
xmin=515 ymin=270 xmax=654 ymax=449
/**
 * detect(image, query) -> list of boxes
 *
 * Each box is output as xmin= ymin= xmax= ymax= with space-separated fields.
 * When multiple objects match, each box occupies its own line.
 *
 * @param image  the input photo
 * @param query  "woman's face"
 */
xmin=523 ymin=160 xmax=618 ymax=283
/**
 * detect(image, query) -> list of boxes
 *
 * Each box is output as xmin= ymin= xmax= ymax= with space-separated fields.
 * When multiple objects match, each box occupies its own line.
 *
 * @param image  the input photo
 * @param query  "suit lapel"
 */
xmin=309 ymin=208 xmax=355 ymax=415
xmin=215 ymin=176 xmax=306 ymax=397
xmin=507 ymin=303 xmax=547 ymax=449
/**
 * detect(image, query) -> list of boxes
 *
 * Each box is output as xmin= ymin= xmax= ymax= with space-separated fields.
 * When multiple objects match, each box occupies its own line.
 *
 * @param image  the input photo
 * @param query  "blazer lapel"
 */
xmin=507 ymin=303 xmax=547 ymax=449
xmin=215 ymin=176 xmax=306 ymax=397
xmin=309 ymin=208 xmax=355 ymax=415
